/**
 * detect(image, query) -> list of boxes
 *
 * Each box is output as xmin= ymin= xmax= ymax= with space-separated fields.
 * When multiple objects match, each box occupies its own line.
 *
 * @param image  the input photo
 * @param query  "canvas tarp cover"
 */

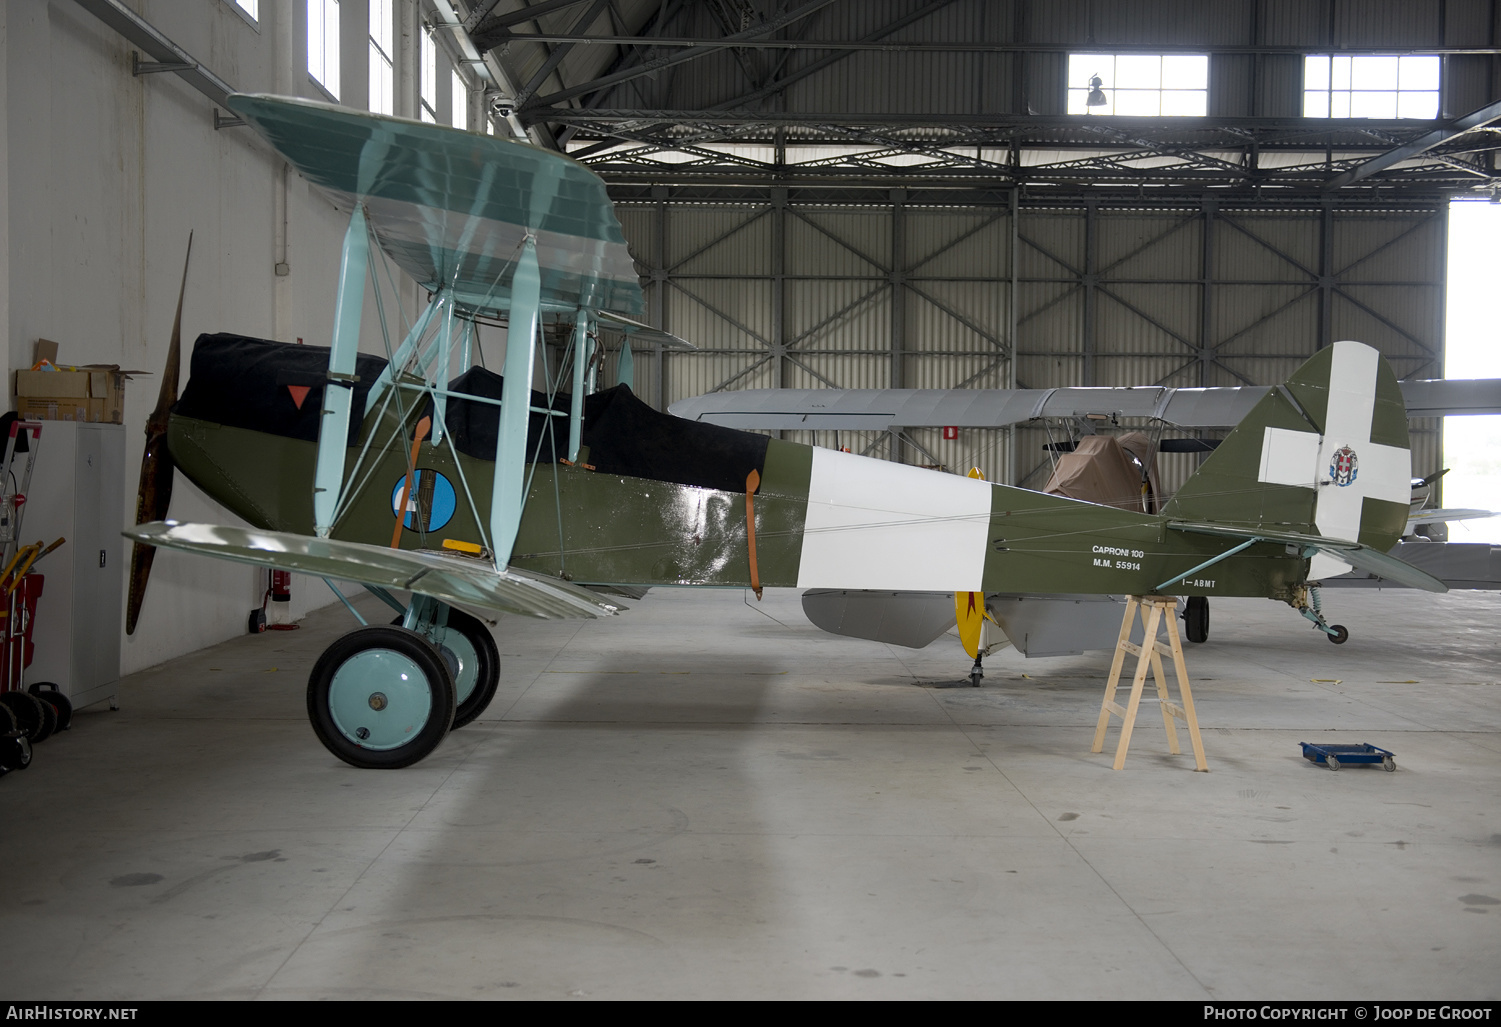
xmin=1042 ymin=433 xmax=1157 ymax=512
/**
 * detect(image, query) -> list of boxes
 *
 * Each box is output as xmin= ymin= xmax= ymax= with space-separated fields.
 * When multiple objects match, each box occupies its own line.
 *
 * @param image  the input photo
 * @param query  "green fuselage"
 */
xmin=168 ymin=394 xmax=1311 ymax=601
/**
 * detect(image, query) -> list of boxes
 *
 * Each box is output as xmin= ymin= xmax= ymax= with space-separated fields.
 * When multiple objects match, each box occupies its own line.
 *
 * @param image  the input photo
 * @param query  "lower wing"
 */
xmin=124 ymin=521 xmax=623 ymax=619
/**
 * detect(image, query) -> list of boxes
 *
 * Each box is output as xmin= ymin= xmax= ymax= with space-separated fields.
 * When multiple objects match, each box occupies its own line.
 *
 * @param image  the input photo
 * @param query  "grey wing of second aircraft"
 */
xmin=668 ymin=378 xmax=1501 ymax=431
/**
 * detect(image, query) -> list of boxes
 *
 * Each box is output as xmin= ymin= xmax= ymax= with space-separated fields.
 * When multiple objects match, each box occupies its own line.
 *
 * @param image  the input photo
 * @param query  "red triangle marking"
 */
xmin=288 ymin=385 xmax=311 ymax=410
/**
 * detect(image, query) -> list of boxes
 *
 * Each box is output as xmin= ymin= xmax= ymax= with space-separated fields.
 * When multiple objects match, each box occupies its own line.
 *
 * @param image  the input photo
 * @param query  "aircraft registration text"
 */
xmin=1092 ymin=544 xmax=1144 ymax=570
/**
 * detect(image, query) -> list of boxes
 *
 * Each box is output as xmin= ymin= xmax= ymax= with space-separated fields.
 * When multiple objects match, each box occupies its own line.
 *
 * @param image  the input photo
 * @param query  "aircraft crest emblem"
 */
xmin=1330 ymin=445 xmax=1359 ymax=487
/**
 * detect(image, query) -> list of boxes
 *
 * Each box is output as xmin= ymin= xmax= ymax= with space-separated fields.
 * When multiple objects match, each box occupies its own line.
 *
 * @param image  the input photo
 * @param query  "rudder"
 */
xmin=1163 ymin=341 xmax=1411 ymax=567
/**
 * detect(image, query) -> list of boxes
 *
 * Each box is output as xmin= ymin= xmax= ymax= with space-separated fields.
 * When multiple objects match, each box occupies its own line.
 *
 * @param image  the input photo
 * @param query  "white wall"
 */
xmin=4 ymin=1 xmax=422 ymax=674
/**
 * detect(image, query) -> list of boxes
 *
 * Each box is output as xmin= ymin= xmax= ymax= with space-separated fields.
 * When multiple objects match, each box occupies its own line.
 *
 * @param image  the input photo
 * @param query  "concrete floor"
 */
xmin=1 ymin=586 xmax=1498 ymax=1000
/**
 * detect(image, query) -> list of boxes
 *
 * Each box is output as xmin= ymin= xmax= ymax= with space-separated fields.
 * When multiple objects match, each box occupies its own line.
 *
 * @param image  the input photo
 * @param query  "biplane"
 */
xmin=125 ymin=93 xmax=1445 ymax=770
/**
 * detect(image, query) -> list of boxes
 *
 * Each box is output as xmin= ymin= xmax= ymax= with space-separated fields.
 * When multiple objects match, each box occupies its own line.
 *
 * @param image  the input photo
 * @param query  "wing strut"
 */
xmin=314 ymin=204 xmax=371 ymax=537
xmin=491 ymin=236 xmax=541 ymax=568
xmin=364 ymin=295 xmax=443 ymax=417
xmin=568 ymin=310 xmax=591 ymax=462
xmin=1156 ymin=537 xmax=1262 ymax=591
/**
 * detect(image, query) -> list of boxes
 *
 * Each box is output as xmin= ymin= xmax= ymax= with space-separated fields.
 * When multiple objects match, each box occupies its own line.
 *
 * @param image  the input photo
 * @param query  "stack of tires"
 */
xmin=0 ymin=683 xmax=72 ymax=777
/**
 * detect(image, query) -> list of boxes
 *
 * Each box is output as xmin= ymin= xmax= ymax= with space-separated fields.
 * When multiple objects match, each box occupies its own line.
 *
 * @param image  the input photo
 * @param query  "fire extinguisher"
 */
xmin=248 ymin=569 xmax=301 ymax=633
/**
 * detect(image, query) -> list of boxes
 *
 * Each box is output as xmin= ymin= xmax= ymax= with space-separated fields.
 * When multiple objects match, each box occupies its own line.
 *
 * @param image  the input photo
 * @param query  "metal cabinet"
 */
xmin=22 ymin=421 xmax=124 ymax=710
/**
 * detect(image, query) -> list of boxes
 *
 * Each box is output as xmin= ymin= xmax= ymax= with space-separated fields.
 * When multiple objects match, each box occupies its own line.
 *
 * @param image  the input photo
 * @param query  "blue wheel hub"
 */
xmin=327 ymin=649 xmax=432 ymax=750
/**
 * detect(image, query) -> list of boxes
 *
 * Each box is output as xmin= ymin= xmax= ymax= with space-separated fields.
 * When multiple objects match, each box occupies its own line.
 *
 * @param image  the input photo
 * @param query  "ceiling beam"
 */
xmin=1324 ymin=98 xmax=1501 ymax=190
xmin=487 ymin=35 xmax=1501 ymax=56
xmin=523 ymin=0 xmax=844 ymax=110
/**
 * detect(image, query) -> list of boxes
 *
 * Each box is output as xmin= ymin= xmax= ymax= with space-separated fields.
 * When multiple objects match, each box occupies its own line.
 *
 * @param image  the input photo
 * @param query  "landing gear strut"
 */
xmin=1290 ymin=585 xmax=1348 ymax=645
xmin=390 ymin=606 xmax=500 ymax=730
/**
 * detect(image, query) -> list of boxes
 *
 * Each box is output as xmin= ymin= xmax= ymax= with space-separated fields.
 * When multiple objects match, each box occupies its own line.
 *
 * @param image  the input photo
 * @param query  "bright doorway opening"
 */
xmin=1442 ymin=199 xmax=1501 ymax=543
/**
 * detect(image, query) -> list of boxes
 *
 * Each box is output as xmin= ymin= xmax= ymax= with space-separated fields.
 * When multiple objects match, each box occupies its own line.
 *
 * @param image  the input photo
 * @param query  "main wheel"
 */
xmin=391 ymin=609 xmax=500 ymax=730
xmin=306 ymin=626 xmax=456 ymax=769
xmin=1328 ymin=624 xmax=1349 ymax=645
xmin=1184 ymin=596 xmax=1209 ymax=644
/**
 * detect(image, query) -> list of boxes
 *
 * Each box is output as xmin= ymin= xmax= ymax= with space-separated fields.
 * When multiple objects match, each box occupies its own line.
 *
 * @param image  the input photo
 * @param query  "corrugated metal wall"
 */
xmin=602 ymin=0 xmax=1475 ymax=491
xmin=625 ymin=196 xmax=1446 ymax=492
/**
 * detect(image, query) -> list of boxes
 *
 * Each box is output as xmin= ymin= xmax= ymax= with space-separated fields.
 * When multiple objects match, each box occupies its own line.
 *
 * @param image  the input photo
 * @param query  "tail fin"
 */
xmin=1162 ymin=341 xmax=1411 ymax=570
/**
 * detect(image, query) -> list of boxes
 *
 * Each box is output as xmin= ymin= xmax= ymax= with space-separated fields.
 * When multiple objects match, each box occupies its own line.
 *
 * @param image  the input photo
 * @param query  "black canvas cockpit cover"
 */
xmin=445 ymin=369 xmax=769 ymax=494
xmin=177 ymin=335 xmax=768 ymax=495
xmin=174 ymin=333 xmax=390 ymax=446
xmin=581 ymin=384 xmax=769 ymax=494
xmin=442 ymin=365 xmax=570 ymax=465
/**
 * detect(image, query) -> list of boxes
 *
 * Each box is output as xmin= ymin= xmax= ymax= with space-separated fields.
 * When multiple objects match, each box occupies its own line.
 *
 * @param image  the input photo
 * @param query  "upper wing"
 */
xmin=226 ymin=93 xmax=642 ymax=319
xmin=125 ymin=521 xmax=622 ymax=620
xmin=594 ymin=310 xmax=696 ymax=351
xmin=668 ymin=379 xmax=1501 ymax=431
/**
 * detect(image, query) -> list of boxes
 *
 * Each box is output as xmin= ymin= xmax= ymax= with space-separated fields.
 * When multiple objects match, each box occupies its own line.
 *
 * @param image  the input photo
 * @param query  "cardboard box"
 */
xmin=15 ymin=341 xmax=133 ymax=423
xmin=16 ymin=396 xmax=110 ymax=423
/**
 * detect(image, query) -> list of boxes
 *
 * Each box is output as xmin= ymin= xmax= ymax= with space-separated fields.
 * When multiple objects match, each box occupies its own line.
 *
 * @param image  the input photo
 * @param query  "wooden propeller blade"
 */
xmin=126 ymin=232 xmax=192 ymax=635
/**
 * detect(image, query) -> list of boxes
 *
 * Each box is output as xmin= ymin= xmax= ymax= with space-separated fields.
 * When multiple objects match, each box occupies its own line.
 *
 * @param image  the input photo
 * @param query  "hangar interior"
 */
xmin=0 ymin=0 xmax=1498 ymax=1001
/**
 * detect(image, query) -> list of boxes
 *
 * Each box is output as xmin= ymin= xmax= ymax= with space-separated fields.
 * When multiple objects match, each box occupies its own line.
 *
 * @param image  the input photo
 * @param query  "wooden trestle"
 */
xmin=1091 ymin=594 xmax=1208 ymax=772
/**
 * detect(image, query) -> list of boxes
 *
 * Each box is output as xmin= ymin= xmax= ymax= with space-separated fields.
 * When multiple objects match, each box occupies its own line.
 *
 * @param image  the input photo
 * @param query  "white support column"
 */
xmin=396 ymin=0 xmax=419 ymax=120
xmin=341 ymin=0 xmax=371 ymax=112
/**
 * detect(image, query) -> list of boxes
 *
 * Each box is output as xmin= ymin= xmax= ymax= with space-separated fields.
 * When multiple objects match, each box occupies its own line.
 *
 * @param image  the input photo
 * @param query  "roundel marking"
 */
xmin=390 ymin=469 xmax=458 ymax=533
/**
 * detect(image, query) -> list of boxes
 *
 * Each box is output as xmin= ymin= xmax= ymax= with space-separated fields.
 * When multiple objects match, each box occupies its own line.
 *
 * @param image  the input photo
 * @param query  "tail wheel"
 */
xmin=28 ymin=684 xmax=71 ymax=732
xmin=1328 ymin=625 xmax=1349 ymax=645
xmin=307 ymin=626 xmax=455 ymax=769
xmin=391 ymin=609 xmax=500 ymax=730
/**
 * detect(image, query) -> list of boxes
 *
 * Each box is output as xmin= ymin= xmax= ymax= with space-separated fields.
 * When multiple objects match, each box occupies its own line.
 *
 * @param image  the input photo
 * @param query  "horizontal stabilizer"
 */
xmin=1323 ymin=541 xmax=1501 ymax=590
xmin=124 ymin=521 xmax=622 ymax=619
xmin=1168 ymin=521 xmax=1448 ymax=593
xmin=1405 ymin=507 xmax=1495 ymax=530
